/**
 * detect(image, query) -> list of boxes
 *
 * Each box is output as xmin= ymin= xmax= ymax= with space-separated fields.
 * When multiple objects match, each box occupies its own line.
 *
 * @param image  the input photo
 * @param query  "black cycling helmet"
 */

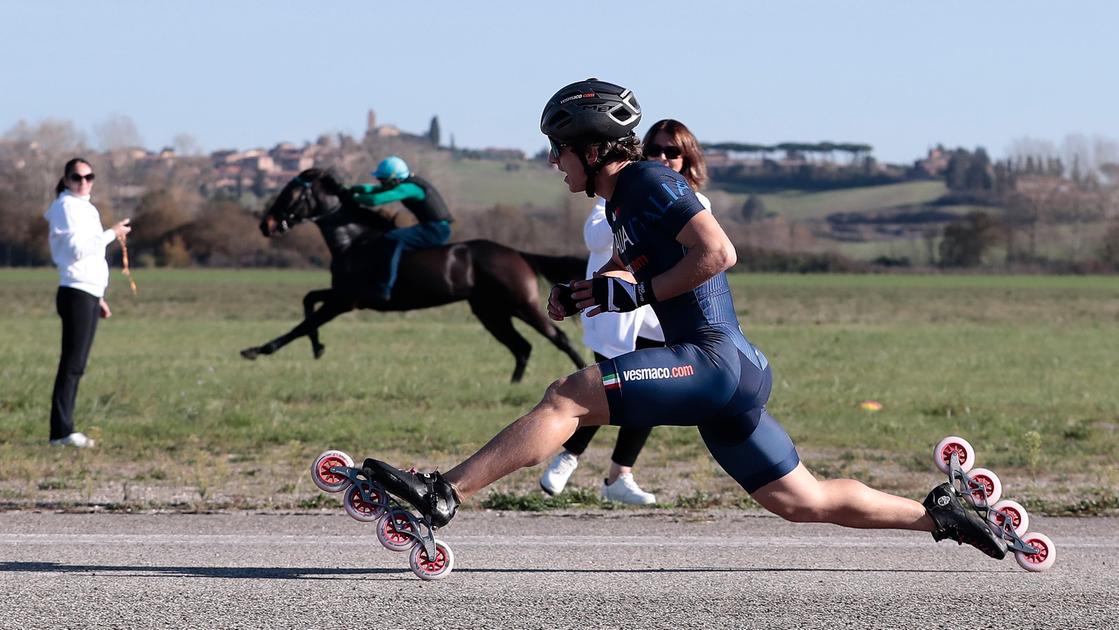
xmin=540 ymin=78 xmax=641 ymax=144
xmin=541 ymin=78 xmax=641 ymax=197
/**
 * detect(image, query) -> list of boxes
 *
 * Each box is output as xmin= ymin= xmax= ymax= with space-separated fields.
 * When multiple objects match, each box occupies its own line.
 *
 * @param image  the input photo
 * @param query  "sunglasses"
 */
xmin=68 ymin=172 xmax=96 ymax=183
xmin=643 ymin=143 xmax=683 ymax=160
xmin=548 ymin=138 xmax=570 ymax=161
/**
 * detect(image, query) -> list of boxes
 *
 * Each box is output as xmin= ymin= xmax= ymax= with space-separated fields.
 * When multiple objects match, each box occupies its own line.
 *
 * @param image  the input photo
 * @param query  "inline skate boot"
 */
xmin=928 ymin=436 xmax=1056 ymax=571
xmin=311 ymin=450 xmax=458 ymax=580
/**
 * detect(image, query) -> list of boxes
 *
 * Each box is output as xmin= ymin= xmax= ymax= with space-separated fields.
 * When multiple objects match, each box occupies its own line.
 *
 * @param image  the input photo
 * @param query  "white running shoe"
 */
xmin=49 ymin=432 xmax=95 ymax=448
xmin=539 ymin=451 xmax=578 ymax=495
xmin=602 ymin=472 xmax=656 ymax=505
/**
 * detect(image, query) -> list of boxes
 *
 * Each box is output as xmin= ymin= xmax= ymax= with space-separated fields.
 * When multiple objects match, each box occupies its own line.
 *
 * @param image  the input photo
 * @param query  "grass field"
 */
xmin=1 ymin=268 xmax=1116 ymax=515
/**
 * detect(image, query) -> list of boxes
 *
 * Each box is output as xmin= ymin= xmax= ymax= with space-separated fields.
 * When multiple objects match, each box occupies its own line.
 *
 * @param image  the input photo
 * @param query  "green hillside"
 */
xmin=735 ymin=180 xmax=949 ymax=220
xmin=438 ymin=158 xmax=952 ymax=221
xmin=437 ymin=158 xmax=568 ymax=209
xmin=433 ymin=156 xmax=993 ymax=266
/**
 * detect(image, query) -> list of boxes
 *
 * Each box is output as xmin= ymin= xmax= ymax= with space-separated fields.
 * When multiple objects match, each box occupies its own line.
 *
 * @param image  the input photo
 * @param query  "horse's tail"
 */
xmin=518 ymin=252 xmax=588 ymax=285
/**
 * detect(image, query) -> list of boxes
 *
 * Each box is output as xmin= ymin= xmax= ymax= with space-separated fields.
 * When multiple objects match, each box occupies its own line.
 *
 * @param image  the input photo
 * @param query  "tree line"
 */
xmin=933 ymin=146 xmax=1119 ymax=270
xmin=705 ymin=141 xmax=874 ymax=161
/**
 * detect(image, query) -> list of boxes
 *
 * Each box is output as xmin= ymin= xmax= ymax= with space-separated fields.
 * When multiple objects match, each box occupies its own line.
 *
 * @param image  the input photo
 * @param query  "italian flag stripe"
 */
xmin=602 ymin=372 xmax=620 ymax=389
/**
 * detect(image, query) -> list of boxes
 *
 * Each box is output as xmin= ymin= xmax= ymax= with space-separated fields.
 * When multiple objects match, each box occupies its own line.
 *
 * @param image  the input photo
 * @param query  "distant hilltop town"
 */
xmin=2 ymin=106 xmax=962 ymax=207
xmin=0 ymin=108 xmax=529 ymax=204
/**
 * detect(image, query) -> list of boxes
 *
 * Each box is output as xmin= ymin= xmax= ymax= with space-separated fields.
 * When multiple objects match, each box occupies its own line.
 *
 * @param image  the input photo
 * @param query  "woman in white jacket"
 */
xmin=44 ymin=158 xmax=130 ymax=448
xmin=540 ymin=119 xmax=711 ymax=504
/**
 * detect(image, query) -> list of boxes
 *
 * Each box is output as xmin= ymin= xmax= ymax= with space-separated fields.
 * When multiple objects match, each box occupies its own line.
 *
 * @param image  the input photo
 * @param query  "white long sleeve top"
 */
xmin=44 ymin=191 xmax=115 ymax=298
xmin=579 ymin=191 xmax=710 ymax=358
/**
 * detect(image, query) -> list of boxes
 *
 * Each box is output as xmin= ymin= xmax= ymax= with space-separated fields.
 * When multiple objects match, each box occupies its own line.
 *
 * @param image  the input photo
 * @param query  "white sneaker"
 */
xmin=49 ymin=432 xmax=95 ymax=448
xmin=602 ymin=472 xmax=656 ymax=505
xmin=539 ymin=451 xmax=578 ymax=495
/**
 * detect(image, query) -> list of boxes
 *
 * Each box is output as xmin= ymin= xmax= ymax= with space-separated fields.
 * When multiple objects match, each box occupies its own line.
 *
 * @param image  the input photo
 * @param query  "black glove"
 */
xmin=589 ymin=276 xmax=656 ymax=313
xmin=552 ymin=283 xmax=579 ymax=317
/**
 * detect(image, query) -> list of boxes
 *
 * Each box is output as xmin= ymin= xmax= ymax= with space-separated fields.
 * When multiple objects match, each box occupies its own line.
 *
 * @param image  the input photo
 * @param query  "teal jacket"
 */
xmin=349 ymin=175 xmax=452 ymax=223
xmin=350 ymin=181 xmax=425 ymax=207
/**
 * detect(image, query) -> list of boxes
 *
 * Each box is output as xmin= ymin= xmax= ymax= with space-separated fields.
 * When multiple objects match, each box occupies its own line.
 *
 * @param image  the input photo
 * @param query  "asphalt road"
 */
xmin=1 ymin=510 xmax=1115 ymax=629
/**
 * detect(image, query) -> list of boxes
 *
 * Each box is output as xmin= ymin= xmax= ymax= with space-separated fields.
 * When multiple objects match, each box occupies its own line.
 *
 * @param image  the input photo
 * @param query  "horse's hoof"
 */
xmin=240 ymin=348 xmax=259 ymax=360
xmin=313 ymin=346 xmax=325 ymax=360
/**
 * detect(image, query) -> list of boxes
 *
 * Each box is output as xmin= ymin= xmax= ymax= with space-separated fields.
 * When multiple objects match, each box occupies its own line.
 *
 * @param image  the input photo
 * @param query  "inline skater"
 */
xmin=540 ymin=118 xmax=714 ymax=505
xmin=358 ymin=79 xmax=1006 ymax=562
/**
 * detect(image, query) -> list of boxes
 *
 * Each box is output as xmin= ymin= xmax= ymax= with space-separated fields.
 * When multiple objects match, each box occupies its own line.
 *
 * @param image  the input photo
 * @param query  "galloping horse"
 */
xmin=240 ymin=169 xmax=587 ymax=383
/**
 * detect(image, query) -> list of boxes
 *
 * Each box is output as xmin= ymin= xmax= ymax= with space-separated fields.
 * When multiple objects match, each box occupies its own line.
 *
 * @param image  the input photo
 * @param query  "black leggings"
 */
xmin=562 ymin=336 xmax=662 ymax=467
xmin=50 ymin=287 xmax=100 ymax=440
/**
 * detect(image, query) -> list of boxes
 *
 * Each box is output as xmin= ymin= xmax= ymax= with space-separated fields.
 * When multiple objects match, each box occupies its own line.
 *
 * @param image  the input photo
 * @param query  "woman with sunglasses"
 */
xmin=539 ymin=119 xmax=711 ymax=505
xmin=43 ymin=158 xmax=131 ymax=448
xmin=351 ymin=79 xmax=1009 ymax=567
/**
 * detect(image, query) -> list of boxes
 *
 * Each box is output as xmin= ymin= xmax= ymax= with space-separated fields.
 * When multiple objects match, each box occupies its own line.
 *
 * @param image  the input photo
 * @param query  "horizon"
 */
xmin=3 ymin=1 xmax=1117 ymax=165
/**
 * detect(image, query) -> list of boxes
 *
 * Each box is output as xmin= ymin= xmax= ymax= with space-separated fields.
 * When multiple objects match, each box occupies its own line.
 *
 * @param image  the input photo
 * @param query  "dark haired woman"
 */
xmin=43 ymin=158 xmax=130 ymax=447
xmin=641 ymin=118 xmax=709 ymax=197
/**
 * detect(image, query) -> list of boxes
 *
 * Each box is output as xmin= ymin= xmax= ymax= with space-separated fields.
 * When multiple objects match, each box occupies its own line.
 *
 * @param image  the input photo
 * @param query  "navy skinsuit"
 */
xmin=598 ymin=162 xmax=800 ymax=493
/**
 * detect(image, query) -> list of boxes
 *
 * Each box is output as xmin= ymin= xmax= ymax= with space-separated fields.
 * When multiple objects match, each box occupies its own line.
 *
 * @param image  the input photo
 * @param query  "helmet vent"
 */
xmin=547 ymin=111 xmax=573 ymax=129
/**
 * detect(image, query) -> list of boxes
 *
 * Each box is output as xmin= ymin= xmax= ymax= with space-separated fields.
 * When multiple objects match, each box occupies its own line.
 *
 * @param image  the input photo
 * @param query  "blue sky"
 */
xmin=3 ymin=0 xmax=1115 ymax=163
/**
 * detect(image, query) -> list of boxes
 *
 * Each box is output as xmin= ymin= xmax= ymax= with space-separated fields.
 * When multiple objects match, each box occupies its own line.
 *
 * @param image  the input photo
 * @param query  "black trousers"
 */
xmin=50 ymin=287 xmax=101 ymax=440
xmin=562 ymin=336 xmax=663 ymax=467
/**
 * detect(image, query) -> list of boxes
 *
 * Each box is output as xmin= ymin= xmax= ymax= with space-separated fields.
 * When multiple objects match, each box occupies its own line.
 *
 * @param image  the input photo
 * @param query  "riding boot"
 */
xmin=374 ymin=240 xmax=404 ymax=302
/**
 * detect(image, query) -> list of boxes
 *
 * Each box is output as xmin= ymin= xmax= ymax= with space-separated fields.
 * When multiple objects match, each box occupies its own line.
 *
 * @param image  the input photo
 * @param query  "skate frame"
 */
xmin=328 ymin=464 xmax=441 ymax=560
xmin=946 ymin=453 xmax=1039 ymax=555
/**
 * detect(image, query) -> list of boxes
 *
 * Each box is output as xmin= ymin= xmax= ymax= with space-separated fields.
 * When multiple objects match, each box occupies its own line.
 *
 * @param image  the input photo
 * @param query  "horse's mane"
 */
xmin=295 ymin=168 xmax=395 ymax=233
xmin=297 ymin=168 xmax=345 ymax=196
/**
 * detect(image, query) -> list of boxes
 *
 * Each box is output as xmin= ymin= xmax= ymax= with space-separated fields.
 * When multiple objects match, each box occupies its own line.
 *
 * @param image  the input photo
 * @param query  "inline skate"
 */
xmin=927 ymin=436 xmax=1056 ymax=571
xmin=311 ymin=450 xmax=458 ymax=580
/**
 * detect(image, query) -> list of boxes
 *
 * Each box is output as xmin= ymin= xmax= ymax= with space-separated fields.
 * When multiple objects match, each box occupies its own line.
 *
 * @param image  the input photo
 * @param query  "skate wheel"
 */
xmin=966 ymin=468 xmax=1002 ymax=506
xmin=1015 ymin=532 xmax=1056 ymax=572
xmin=376 ymin=512 xmax=417 ymax=552
xmin=342 ymin=483 xmax=388 ymax=523
xmin=410 ymin=539 xmax=454 ymax=581
xmin=934 ymin=436 xmax=975 ymax=474
xmin=311 ymin=450 xmax=354 ymax=493
xmin=990 ymin=499 xmax=1030 ymax=537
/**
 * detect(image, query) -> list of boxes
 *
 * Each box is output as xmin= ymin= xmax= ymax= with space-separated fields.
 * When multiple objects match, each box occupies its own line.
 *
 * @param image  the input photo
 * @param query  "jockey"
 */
xmin=348 ymin=156 xmax=454 ymax=301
